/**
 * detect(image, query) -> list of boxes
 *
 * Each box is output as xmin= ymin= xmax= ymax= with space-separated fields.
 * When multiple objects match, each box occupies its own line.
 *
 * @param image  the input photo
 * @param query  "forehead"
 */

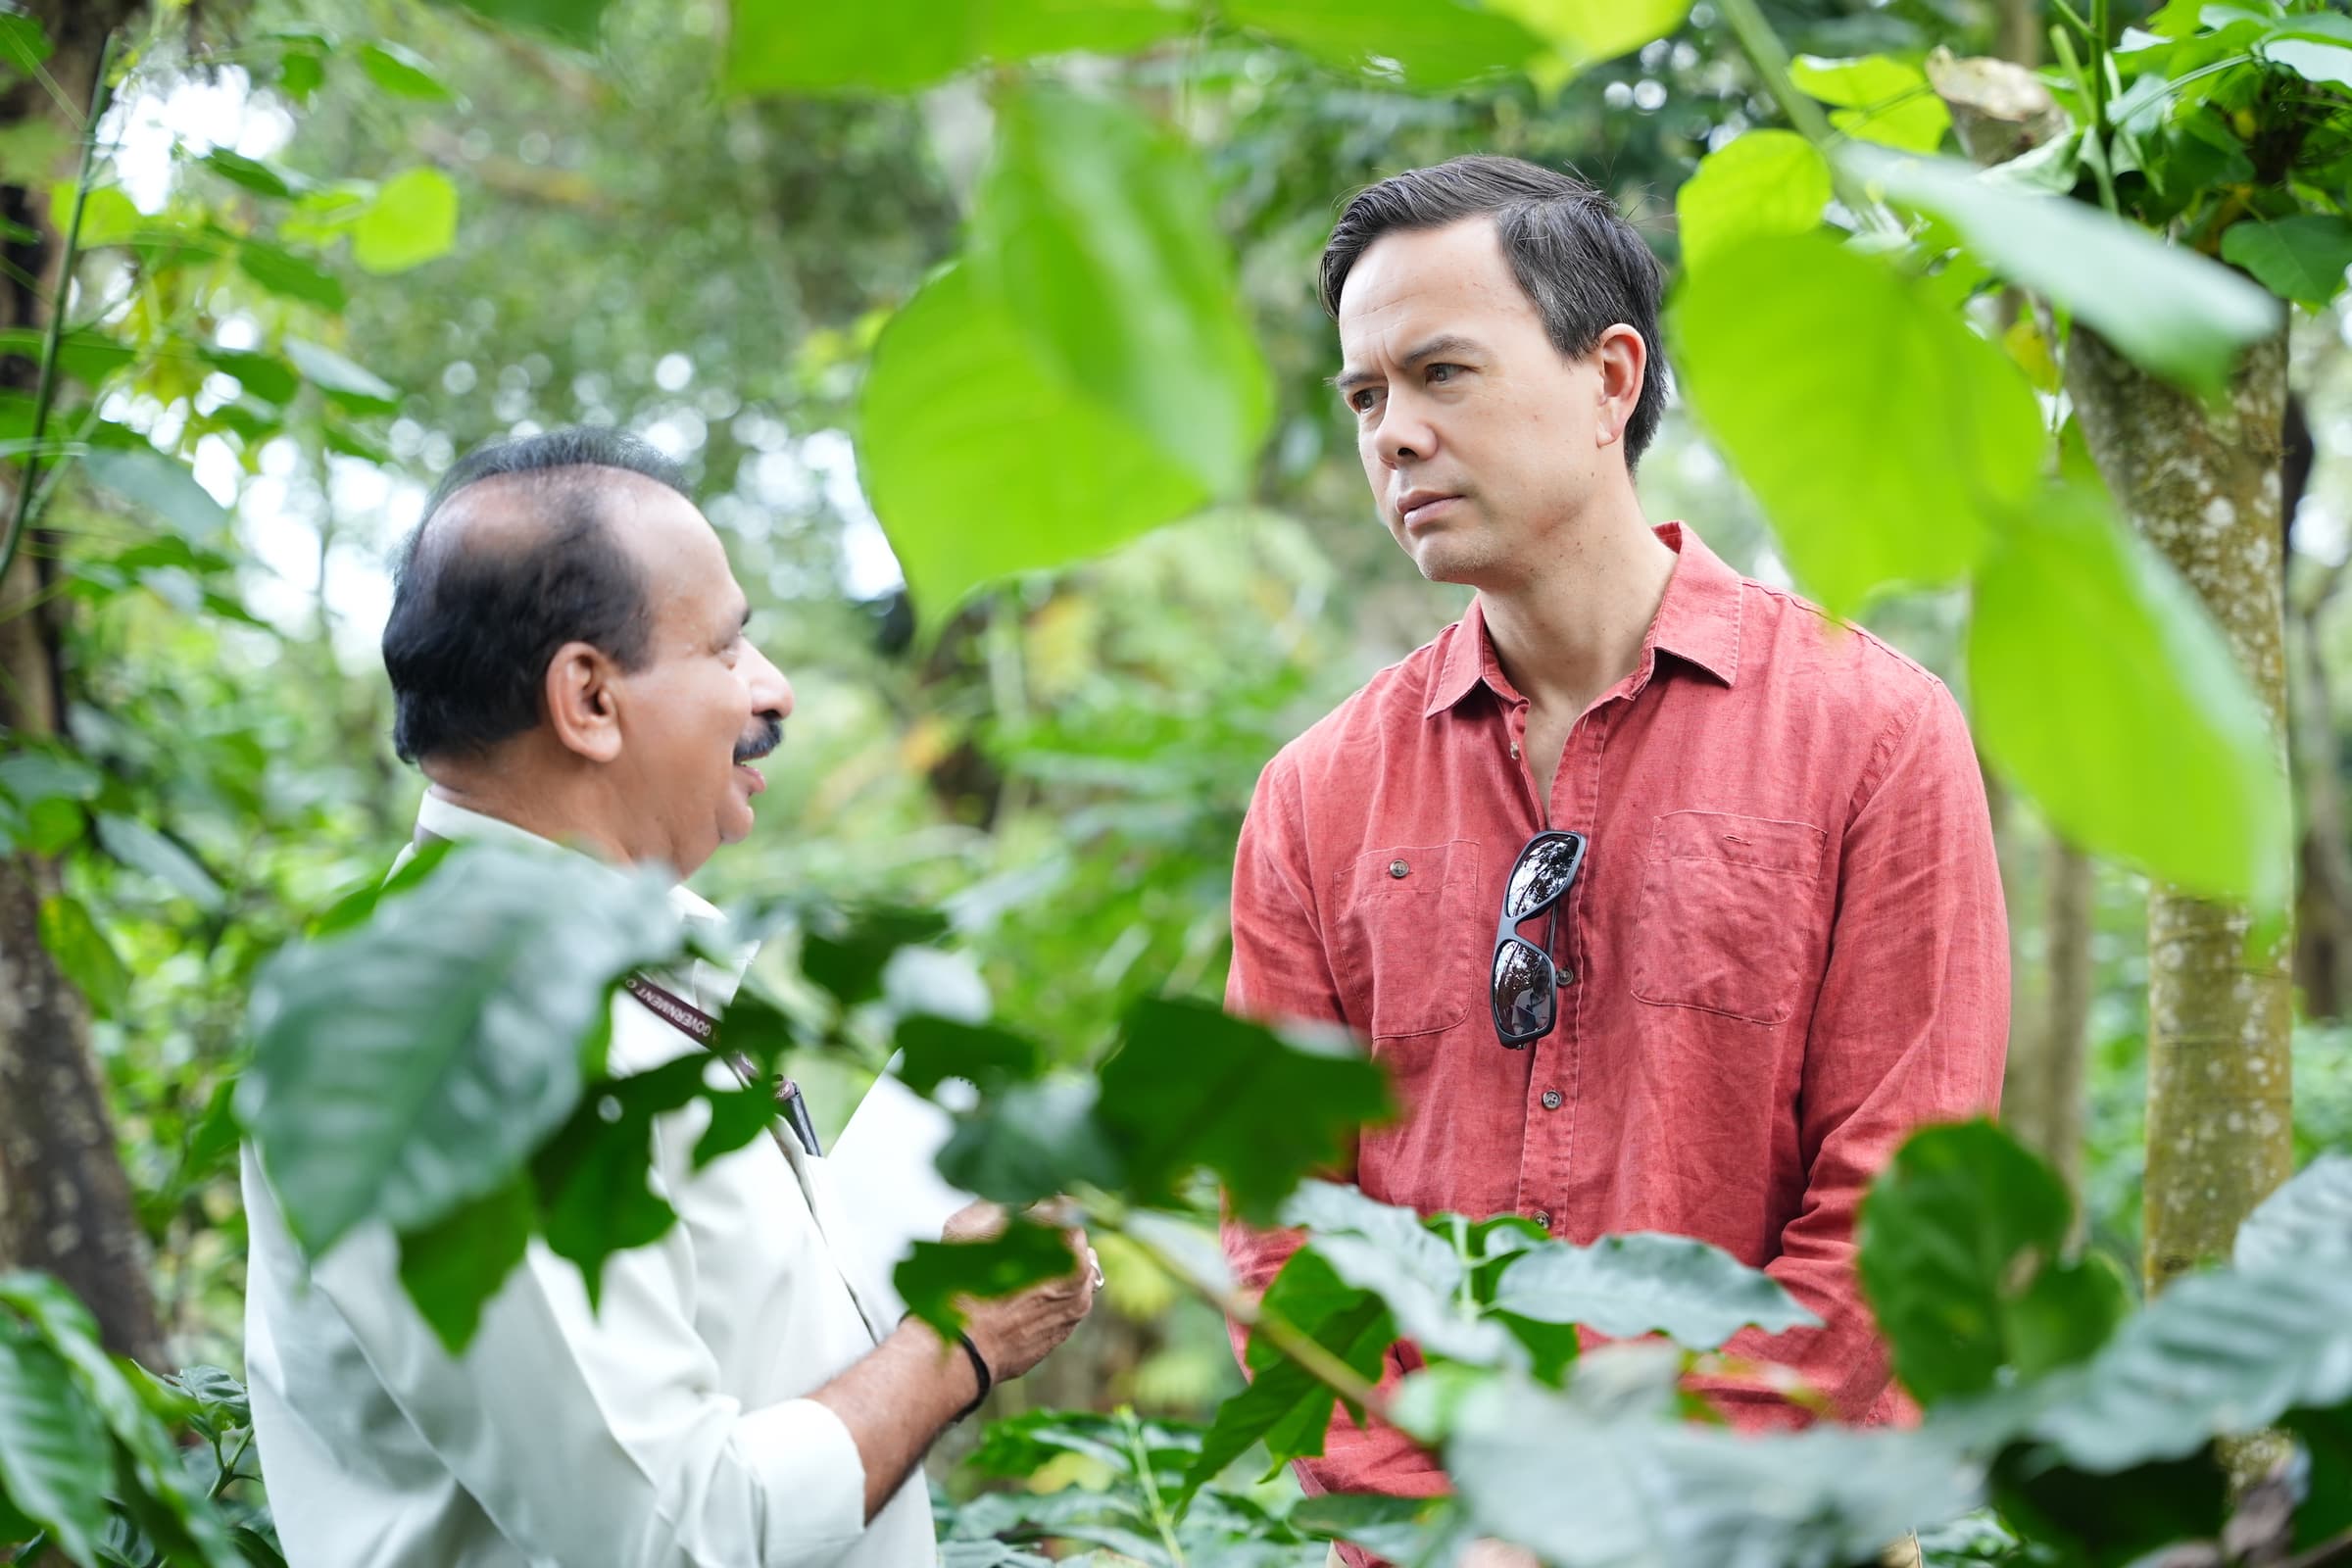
xmin=615 ymin=482 xmax=739 ymax=620
xmin=1335 ymin=218 xmax=1544 ymax=358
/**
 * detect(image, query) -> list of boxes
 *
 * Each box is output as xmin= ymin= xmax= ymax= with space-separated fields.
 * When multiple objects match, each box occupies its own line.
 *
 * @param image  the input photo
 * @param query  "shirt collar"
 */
xmin=409 ymin=794 xmax=742 ymax=999
xmin=1421 ymin=520 xmax=1744 ymax=719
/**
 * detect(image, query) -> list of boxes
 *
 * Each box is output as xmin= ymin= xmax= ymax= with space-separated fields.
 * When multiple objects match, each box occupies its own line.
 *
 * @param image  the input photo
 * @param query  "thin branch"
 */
xmin=1712 ymin=0 xmax=1903 ymax=235
xmin=0 ymin=30 xmax=120 ymax=593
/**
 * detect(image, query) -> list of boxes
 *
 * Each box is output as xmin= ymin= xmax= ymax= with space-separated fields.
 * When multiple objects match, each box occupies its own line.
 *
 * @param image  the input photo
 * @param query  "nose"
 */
xmin=1372 ymin=391 xmax=1435 ymax=469
xmin=744 ymin=641 xmax=793 ymax=720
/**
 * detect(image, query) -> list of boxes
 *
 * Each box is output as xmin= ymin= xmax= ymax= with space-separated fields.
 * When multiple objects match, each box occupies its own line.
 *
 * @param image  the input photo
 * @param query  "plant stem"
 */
xmin=1711 ymin=0 xmax=1900 ymax=233
xmin=0 ymin=29 xmax=119 ymax=596
xmin=1118 ymin=1403 xmax=1190 ymax=1567
xmin=208 ymin=1427 xmax=257 ymax=1502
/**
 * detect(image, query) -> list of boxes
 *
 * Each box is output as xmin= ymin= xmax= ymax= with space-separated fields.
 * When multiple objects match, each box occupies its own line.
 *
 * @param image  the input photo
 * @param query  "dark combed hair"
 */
xmin=382 ymin=427 xmax=691 ymax=764
xmin=1318 ymin=155 xmax=1670 ymax=468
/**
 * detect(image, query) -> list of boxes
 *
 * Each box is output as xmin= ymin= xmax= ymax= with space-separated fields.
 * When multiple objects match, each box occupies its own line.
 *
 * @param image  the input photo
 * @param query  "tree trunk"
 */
xmin=0 ymin=0 xmax=162 ymax=1364
xmin=2289 ymin=559 xmax=2352 ymax=1022
xmin=2064 ymin=326 xmax=2295 ymax=1296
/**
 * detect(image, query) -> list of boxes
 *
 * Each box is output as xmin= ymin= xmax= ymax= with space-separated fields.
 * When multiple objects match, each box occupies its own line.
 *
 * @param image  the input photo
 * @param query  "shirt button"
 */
xmin=1533 ymin=1209 xmax=1551 ymax=1229
xmin=1389 ymin=859 xmax=1410 ymax=879
xmin=1541 ymin=1089 xmax=1563 ymax=1110
xmin=1509 ymin=742 xmax=1521 ymax=760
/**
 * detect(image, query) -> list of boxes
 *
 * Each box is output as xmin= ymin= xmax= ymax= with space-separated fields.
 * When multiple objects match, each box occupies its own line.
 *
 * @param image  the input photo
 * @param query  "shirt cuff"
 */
xmin=732 ymin=1396 xmax=868 ymax=1561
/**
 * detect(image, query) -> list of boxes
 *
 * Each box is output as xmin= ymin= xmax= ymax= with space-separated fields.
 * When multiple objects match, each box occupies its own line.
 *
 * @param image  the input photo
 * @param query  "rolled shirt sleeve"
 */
xmin=1695 ymin=679 xmax=2010 ymax=1427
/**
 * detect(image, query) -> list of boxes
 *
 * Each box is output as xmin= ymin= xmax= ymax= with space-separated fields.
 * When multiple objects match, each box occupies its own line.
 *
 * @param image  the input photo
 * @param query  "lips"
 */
xmin=1396 ymin=490 xmax=1462 ymax=529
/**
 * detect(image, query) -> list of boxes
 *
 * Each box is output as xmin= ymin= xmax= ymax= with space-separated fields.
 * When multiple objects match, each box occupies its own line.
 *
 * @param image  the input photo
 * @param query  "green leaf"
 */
xmin=1282 ymin=1183 xmax=1515 ymax=1364
xmin=395 ymin=1177 xmax=534 ymax=1353
xmin=54 ymin=185 xmax=142 ymax=249
xmin=351 ymin=167 xmax=460 ymax=275
xmin=2220 ymin=214 xmax=2352 ymax=309
xmin=236 ymin=240 xmax=347 ymax=311
xmin=0 ymin=1275 xmax=242 ymax=1568
xmin=800 ymin=904 xmax=949 ymax=1005
xmin=1224 ymin=0 xmax=1544 ymax=88
xmin=1673 ymin=129 xmax=1830 ymax=272
xmin=1098 ymin=998 xmax=1391 ymax=1222
xmin=2285 ymin=1405 xmax=2352 ymax=1546
xmin=895 ymin=1223 xmax=1079 ymax=1335
xmin=1846 ymin=146 xmax=2282 ymax=398
xmin=78 ymin=445 xmax=233 ymax=543
xmin=198 ymin=348 xmax=301 ymax=408
xmin=894 ymin=1014 xmax=1043 ymax=1096
xmin=202 ymin=149 xmax=297 ymax=199
xmin=277 ymin=46 xmax=326 ymax=102
xmin=1968 ymin=476 xmax=2289 ymax=904
xmin=935 ymin=1077 xmax=1125 ymax=1207
xmin=95 ymin=813 xmax=224 ymax=908
xmin=1444 ymin=1374 xmax=1980 ymax=1567
xmin=1288 ymin=1494 xmax=1463 ymax=1563
xmin=0 ymin=10 xmax=53 ymax=75
xmin=1671 ymin=230 xmax=2042 ymax=614
xmin=2026 ymin=1263 xmax=2352 ymax=1473
xmin=723 ymin=0 xmax=1197 ymax=94
xmin=2261 ymin=35 xmax=2352 ymax=88
xmin=0 ymin=1317 xmax=111 ymax=1565
xmin=239 ymin=843 xmax=685 ymax=1256
xmin=1484 ymin=0 xmax=1689 ymax=70
xmin=283 ymin=338 xmax=400 ymax=411
xmin=1790 ymin=54 xmax=1951 ymax=151
xmin=357 ymin=41 xmax=455 ymax=100
xmin=527 ymin=1052 xmax=702 ymax=1310
xmin=431 ymin=0 xmax=615 ymax=45
xmin=1185 ymin=1249 xmax=1395 ymax=1497
xmin=1492 ymin=1232 xmax=1819 ymax=1349
xmin=0 ymin=119 xmax=70 ymax=184
xmin=0 ymin=751 xmax=98 ymax=808
xmin=970 ymin=89 xmax=1271 ymax=501
xmin=36 ymin=895 xmax=127 ymax=1021
xmin=2233 ymin=1153 xmax=2352 ymax=1273
xmin=1856 ymin=1122 xmax=2124 ymax=1404
xmin=860 ymin=266 xmax=1207 ymax=620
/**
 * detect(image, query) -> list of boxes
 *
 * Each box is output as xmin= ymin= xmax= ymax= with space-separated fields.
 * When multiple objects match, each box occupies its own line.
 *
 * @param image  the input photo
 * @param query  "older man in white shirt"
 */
xmin=241 ymin=427 xmax=1095 ymax=1567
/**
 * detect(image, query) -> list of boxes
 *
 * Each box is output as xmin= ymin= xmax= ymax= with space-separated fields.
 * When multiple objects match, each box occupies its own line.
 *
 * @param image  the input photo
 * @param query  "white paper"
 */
xmin=826 ymin=1069 xmax=974 ymax=1320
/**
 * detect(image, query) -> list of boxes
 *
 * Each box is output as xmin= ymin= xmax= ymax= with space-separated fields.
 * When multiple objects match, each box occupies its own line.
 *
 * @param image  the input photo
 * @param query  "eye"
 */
xmin=1427 ymin=363 xmax=1462 ymax=384
xmin=1348 ymin=387 xmax=1379 ymax=413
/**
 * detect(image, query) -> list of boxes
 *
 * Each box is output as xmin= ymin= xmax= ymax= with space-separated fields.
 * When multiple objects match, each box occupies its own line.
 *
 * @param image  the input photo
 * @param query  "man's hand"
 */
xmin=1459 ymin=1541 xmax=1541 ymax=1568
xmin=956 ymin=1227 xmax=1097 ymax=1382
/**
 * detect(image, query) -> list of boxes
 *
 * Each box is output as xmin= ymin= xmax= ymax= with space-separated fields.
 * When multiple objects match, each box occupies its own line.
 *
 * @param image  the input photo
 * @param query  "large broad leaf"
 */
xmin=1846 ymin=147 xmax=2281 ymax=398
xmin=1671 ymin=230 xmax=2043 ymax=615
xmin=893 ymin=1014 xmax=1044 ymax=1096
xmin=1225 ymin=0 xmax=1543 ymax=88
xmin=1289 ymin=1494 xmax=1467 ymax=1564
xmin=1969 ymin=476 xmax=2289 ymax=905
xmin=895 ymin=1223 xmax=1081 ymax=1335
xmin=239 ymin=843 xmax=685 ymax=1256
xmin=859 ymin=266 xmax=1207 ymax=620
xmin=2220 ymin=214 xmax=2352 ymax=310
xmin=283 ymin=338 xmax=400 ymax=412
xmin=1185 ymin=1248 xmax=1396 ymax=1498
xmin=2234 ymin=1153 xmax=2352 ymax=1272
xmin=970 ymin=89 xmax=1270 ymax=504
xmin=395 ymin=1176 xmax=534 ymax=1354
xmin=1441 ymin=1375 xmax=1982 ymax=1568
xmin=1491 ymin=1232 xmax=1818 ymax=1349
xmin=2025 ymin=1262 xmax=2352 ymax=1473
xmin=78 ymin=444 xmax=233 ymax=544
xmin=35 ymin=894 xmax=127 ymax=1021
xmin=935 ymin=1076 xmax=1127 ymax=1207
xmin=1856 ymin=1122 xmax=2126 ymax=1405
xmin=1487 ymin=0 xmax=1690 ymax=71
xmin=351 ymin=168 xmax=460 ymax=274
xmin=1790 ymin=54 xmax=1951 ymax=151
xmin=1283 ymin=1183 xmax=1516 ymax=1364
xmin=0 ymin=1275 xmax=242 ymax=1568
xmin=1674 ymin=130 xmax=1830 ymax=272
xmin=1097 ymin=998 xmax=1391 ymax=1222
xmin=724 ymin=0 xmax=1196 ymax=93
xmin=0 ymin=1316 xmax=111 ymax=1564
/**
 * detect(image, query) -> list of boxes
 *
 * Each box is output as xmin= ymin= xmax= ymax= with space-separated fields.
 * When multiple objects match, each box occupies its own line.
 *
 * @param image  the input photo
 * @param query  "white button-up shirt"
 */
xmin=243 ymin=797 xmax=935 ymax=1566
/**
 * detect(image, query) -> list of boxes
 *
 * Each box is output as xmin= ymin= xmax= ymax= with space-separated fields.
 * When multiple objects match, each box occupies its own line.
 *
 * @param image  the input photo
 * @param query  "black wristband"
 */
xmin=953 ymin=1331 xmax=993 ymax=1421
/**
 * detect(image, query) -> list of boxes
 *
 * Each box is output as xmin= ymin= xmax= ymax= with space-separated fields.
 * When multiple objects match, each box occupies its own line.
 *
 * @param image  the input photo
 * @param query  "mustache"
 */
xmin=733 ymin=715 xmax=783 ymax=764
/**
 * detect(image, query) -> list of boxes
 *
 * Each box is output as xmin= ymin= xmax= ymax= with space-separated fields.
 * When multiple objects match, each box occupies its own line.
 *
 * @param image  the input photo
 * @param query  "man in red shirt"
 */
xmin=1220 ymin=156 xmax=2008 ymax=1561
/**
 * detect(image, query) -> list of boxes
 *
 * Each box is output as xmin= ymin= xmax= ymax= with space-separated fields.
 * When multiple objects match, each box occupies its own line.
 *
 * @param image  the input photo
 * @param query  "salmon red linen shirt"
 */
xmin=1220 ymin=523 xmax=2008 ymax=1530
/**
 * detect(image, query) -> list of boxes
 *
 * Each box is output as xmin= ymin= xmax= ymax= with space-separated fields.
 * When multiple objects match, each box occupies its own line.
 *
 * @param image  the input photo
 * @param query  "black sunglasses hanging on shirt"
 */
xmin=1491 ymin=829 xmax=1588 ymax=1049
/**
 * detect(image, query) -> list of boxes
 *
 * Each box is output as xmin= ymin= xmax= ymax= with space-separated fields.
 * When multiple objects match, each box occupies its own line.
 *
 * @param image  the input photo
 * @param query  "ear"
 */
xmin=543 ymin=640 xmax=625 ymax=764
xmin=1592 ymin=323 xmax=1647 ymax=451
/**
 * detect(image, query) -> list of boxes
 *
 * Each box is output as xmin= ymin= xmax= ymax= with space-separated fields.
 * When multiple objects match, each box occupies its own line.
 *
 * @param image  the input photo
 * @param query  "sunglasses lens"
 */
xmin=1505 ymin=836 xmax=1582 ymax=919
xmin=1493 ymin=938 xmax=1555 ymax=1039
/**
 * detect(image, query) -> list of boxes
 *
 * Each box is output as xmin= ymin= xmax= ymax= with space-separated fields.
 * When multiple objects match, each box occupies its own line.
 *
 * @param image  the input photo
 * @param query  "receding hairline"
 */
xmin=408 ymin=462 xmax=693 ymax=570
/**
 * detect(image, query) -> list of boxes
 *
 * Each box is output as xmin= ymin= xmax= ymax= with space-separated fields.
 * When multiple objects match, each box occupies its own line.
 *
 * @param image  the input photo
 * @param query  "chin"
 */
xmin=1410 ymin=538 xmax=1491 ymax=588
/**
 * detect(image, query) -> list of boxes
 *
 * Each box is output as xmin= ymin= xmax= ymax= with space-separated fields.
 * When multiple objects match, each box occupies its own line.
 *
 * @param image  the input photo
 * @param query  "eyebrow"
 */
xmin=1332 ymin=333 xmax=1488 ymax=394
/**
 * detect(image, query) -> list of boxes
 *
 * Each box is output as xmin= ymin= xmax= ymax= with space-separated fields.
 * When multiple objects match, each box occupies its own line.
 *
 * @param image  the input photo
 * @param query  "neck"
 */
xmin=421 ymin=757 xmax=639 ymax=868
xmin=1475 ymin=481 xmax=1676 ymax=716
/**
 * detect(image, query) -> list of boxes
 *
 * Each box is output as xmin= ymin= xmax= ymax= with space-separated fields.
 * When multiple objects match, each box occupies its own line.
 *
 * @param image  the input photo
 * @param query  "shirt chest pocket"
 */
xmin=1630 ymin=810 xmax=1829 ymax=1026
xmin=1331 ymin=839 xmax=1484 ymax=1040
